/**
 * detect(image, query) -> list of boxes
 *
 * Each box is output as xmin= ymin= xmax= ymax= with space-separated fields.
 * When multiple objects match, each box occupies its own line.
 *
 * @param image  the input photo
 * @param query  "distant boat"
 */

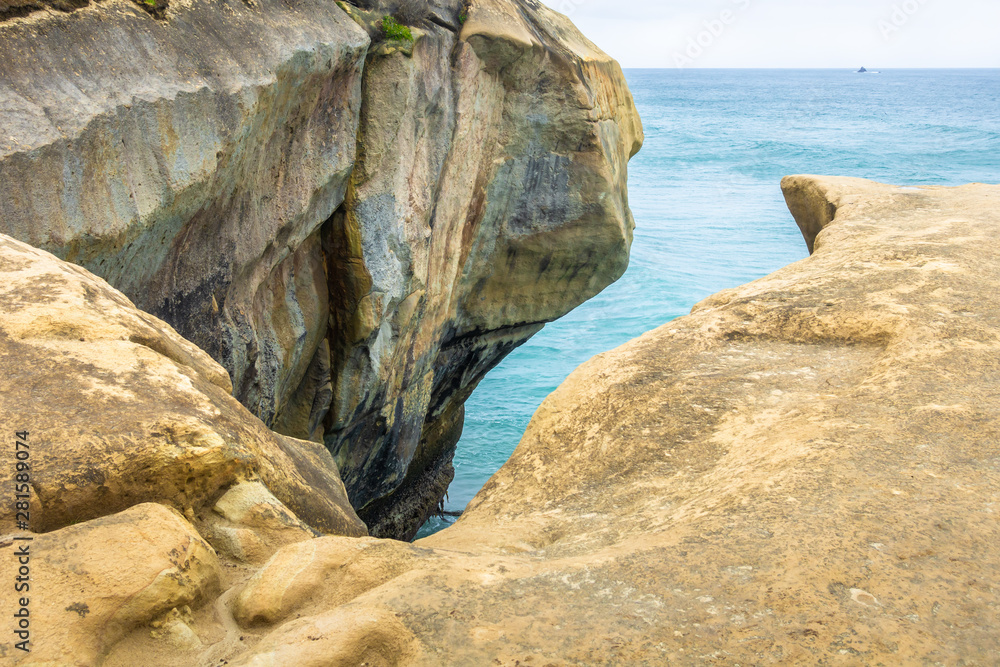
xmin=857 ymin=67 xmax=881 ymax=74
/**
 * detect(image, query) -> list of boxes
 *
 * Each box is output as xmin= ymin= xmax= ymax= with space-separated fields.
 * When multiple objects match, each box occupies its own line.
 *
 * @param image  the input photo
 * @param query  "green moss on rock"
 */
xmin=380 ymin=15 xmax=412 ymax=41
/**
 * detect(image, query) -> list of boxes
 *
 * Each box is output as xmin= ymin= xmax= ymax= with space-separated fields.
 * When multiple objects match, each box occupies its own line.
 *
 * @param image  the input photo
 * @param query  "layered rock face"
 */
xmin=194 ymin=177 xmax=994 ymax=665
xmin=325 ymin=0 xmax=642 ymax=537
xmin=0 ymin=0 xmax=368 ymax=435
xmin=0 ymin=0 xmax=642 ymax=538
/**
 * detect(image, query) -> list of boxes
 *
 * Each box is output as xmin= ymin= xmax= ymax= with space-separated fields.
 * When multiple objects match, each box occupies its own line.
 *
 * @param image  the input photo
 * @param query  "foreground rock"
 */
xmin=0 ymin=0 xmax=642 ymax=538
xmin=213 ymin=177 xmax=998 ymax=665
xmin=0 ymin=504 xmax=219 ymax=665
xmin=0 ymin=234 xmax=364 ymax=538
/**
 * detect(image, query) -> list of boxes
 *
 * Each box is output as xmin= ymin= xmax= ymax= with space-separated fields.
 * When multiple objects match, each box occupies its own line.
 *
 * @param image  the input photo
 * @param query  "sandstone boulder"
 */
xmin=0 ymin=234 xmax=365 ymax=537
xmin=201 ymin=481 xmax=319 ymax=565
xmin=233 ymin=606 xmax=424 ymax=667
xmin=0 ymin=503 xmax=219 ymax=665
xmin=234 ymin=536 xmax=429 ymax=627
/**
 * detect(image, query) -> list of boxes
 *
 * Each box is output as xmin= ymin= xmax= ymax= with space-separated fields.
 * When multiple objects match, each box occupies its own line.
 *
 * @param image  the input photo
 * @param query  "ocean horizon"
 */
xmin=418 ymin=66 xmax=1000 ymax=538
xmin=621 ymin=67 xmax=1000 ymax=70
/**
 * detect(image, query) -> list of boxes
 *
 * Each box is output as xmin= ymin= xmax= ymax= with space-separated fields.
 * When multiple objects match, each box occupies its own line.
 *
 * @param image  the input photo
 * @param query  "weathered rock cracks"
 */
xmin=0 ymin=0 xmax=642 ymax=538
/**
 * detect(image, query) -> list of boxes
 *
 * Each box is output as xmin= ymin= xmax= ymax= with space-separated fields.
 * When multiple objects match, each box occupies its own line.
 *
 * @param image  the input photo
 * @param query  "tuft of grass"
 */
xmin=380 ymin=15 xmax=413 ymax=41
xmin=458 ymin=10 xmax=467 ymax=24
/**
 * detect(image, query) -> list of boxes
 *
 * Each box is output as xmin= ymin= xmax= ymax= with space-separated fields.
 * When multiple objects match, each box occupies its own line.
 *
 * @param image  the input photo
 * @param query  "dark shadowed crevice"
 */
xmin=0 ymin=0 xmax=167 ymax=21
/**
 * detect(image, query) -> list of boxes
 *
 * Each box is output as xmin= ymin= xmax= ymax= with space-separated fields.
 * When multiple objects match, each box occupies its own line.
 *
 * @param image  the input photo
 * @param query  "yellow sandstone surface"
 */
xmin=0 ymin=235 xmax=365 ymax=541
xmin=0 ymin=503 xmax=220 ymax=666
xmin=237 ymin=177 xmax=999 ymax=665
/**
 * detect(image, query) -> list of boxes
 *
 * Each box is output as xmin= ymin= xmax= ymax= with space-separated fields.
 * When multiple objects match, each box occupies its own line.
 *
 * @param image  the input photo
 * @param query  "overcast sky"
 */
xmin=540 ymin=0 xmax=1000 ymax=69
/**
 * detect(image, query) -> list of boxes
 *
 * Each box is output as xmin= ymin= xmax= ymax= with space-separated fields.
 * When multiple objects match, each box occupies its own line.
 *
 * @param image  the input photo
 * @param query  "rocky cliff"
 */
xmin=322 ymin=0 xmax=642 ymax=538
xmin=223 ymin=176 xmax=996 ymax=665
xmin=10 ymin=0 xmax=994 ymax=664
xmin=0 ymin=0 xmax=642 ymax=538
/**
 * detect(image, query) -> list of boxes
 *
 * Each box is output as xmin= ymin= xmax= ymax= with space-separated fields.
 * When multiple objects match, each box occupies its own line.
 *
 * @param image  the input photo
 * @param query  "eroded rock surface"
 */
xmin=0 ymin=0 xmax=368 ymax=441
xmin=0 ymin=0 xmax=642 ymax=538
xmin=0 ymin=503 xmax=219 ymax=665
xmin=196 ymin=178 xmax=996 ymax=665
xmin=201 ymin=481 xmax=320 ymax=565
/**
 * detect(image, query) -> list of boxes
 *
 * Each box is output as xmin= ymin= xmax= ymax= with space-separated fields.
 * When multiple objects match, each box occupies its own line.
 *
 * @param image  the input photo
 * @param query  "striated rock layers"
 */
xmin=172 ymin=176 xmax=993 ymax=666
xmin=0 ymin=0 xmax=642 ymax=538
xmin=324 ymin=0 xmax=642 ymax=537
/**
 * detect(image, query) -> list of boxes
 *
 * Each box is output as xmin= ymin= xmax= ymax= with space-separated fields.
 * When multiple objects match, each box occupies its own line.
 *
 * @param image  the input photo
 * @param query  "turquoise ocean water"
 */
xmin=417 ymin=69 xmax=1000 ymax=538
